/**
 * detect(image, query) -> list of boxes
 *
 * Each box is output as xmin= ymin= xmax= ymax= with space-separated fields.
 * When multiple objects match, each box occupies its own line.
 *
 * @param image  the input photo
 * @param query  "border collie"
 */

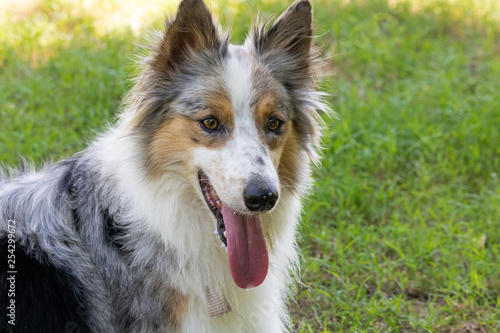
xmin=0 ymin=0 xmax=329 ymax=331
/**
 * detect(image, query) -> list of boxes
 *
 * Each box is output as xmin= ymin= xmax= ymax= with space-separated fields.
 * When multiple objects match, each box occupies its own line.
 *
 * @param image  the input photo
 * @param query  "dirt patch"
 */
xmin=450 ymin=321 xmax=488 ymax=333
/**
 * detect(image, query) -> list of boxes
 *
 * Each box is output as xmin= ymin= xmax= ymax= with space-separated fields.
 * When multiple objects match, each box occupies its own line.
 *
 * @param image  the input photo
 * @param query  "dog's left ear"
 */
xmin=153 ymin=0 xmax=221 ymax=72
xmin=254 ymin=0 xmax=313 ymax=62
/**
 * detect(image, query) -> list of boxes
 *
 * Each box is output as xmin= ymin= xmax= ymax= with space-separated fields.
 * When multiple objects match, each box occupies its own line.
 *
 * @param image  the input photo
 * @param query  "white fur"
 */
xmin=93 ymin=128 xmax=300 ymax=332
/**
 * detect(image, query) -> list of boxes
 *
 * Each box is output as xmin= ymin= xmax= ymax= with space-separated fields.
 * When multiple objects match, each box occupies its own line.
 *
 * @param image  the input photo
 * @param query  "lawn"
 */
xmin=1 ymin=0 xmax=499 ymax=332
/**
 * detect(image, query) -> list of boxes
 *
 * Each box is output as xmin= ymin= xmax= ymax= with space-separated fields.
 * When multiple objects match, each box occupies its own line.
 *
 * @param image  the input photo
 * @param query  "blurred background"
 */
xmin=1 ymin=0 xmax=499 ymax=331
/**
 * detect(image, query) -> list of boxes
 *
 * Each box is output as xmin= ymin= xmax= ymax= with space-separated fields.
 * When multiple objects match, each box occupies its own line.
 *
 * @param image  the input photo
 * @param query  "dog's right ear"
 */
xmin=153 ymin=0 xmax=221 ymax=72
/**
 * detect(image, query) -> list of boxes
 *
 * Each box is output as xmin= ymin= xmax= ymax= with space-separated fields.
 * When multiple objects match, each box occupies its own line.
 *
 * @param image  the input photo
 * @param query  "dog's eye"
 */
xmin=201 ymin=117 xmax=219 ymax=131
xmin=266 ymin=117 xmax=282 ymax=132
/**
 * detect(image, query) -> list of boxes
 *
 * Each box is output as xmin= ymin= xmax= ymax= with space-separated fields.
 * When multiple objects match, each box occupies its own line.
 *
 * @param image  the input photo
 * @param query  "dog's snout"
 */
xmin=243 ymin=182 xmax=279 ymax=212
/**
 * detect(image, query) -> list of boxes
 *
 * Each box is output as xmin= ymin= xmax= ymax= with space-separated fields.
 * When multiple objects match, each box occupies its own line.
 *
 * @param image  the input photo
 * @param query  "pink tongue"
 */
xmin=222 ymin=203 xmax=269 ymax=289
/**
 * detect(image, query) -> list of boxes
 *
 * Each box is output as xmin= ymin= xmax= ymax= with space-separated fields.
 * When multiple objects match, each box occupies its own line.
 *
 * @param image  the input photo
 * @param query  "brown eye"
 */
xmin=266 ymin=117 xmax=281 ymax=132
xmin=201 ymin=117 xmax=219 ymax=131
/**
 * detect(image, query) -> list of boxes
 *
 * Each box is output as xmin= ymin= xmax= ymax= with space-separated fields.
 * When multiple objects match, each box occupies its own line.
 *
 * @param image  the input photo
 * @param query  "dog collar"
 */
xmin=205 ymin=285 xmax=232 ymax=318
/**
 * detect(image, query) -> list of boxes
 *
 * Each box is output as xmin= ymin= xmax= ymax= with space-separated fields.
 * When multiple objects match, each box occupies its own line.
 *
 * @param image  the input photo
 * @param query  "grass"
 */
xmin=1 ymin=0 xmax=500 ymax=331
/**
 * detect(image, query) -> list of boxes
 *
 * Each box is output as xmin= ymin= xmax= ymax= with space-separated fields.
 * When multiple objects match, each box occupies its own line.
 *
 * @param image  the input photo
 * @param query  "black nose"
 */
xmin=243 ymin=182 xmax=279 ymax=212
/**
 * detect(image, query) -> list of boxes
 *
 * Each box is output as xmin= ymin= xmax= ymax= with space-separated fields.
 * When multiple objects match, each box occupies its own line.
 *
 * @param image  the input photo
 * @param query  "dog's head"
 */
xmin=125 ymin=0 xmax=326 ymax=288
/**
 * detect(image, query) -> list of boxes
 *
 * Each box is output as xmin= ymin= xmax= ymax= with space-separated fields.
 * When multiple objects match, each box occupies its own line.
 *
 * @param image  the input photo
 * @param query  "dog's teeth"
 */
xmin=223 ymin=231 xmax=227 ymax=238
xmin=210 ymin=189 xmax=217 ymax=199
xmin=216 ymin=200 xmax=221 ymax=209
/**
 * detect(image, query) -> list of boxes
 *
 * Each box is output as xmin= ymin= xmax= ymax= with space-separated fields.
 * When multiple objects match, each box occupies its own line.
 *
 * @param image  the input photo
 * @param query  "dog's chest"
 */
xmin=178 ymin=292 xmax=285 ymax=333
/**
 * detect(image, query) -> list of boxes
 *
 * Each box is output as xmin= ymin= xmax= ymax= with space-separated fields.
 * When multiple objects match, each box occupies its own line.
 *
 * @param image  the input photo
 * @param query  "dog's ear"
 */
xmin=153 ymin=0 xmax=221 ymax=72
xmin=255 ymin=0 xmax=313 ymax=61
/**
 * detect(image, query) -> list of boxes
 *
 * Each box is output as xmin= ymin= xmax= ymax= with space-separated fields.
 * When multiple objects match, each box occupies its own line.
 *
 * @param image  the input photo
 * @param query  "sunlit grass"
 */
xmin=1 ymin=0 xmax=499 ymax=332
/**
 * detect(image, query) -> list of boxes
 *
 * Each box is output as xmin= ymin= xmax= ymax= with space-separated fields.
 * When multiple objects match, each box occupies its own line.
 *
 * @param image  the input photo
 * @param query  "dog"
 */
xmin=0 ymin=0 xmax=328 ymax=332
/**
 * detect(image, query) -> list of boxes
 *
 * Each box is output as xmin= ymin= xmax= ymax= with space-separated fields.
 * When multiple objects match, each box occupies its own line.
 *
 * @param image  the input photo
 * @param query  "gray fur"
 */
xmin=0 ymin=152 xmax=186 ymax=332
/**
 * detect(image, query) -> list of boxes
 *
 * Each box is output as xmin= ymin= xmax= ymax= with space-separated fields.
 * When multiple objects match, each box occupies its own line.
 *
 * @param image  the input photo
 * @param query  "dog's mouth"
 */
xmin=198 ymin=171 xmax=269 ymax=289
xmin=199 ymin=171 xmax=227 ymax=246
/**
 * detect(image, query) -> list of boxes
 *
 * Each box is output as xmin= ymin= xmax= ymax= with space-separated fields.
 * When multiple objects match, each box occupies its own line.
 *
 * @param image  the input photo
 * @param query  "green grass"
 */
xmin=1 ymin=0 xmax=500 ymax=331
